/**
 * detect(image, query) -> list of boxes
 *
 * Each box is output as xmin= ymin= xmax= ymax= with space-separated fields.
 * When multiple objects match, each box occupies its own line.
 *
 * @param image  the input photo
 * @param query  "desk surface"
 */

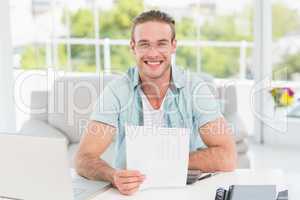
xmin=91 ymin=169 xmax=287 ymax=200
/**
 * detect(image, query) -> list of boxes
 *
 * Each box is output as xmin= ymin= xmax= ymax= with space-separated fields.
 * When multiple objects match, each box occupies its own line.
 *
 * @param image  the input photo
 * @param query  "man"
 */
xmin=75 ymin=10 xmax=237 ymax=195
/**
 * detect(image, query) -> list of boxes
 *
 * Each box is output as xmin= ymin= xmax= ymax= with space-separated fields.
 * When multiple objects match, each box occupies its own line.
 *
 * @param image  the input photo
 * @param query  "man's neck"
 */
xmin=139 ymin=68 xmax=171 ymax=105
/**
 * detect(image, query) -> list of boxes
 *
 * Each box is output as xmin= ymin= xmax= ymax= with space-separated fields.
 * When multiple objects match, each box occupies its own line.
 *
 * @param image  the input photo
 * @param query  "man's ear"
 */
xmin=171 ymin=39 xmax=177 ymax=54
xmin=130 ymin=40 xmax=135 ymax=54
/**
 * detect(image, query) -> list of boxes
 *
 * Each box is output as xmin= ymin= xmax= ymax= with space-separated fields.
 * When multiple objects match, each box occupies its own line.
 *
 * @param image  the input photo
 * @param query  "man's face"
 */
xmin=130 ymin=21 xmax=177 ymax=80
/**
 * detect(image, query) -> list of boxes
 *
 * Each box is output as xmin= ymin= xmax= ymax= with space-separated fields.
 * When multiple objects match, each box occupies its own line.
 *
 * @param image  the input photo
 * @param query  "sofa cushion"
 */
xmin=48 ymin=74 xmax=121 ymax=143
xmin=30 ymin=91 xmax=48 ymax=121
xmin=236 ymin=140 xmax=249 ymax=154
xmin=237 ymin=152 xmax=251 ymax=168
xmin=224 ymin=113 xmax=248 ymax=142
xmin=20 ymin=119 xmax=69 ymax=145
xmin=218 ymin=84 xmax=237 ymax=115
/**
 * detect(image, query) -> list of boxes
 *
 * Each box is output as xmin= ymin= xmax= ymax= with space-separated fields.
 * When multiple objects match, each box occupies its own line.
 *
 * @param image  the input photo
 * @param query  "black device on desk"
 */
xmin=215 ymin=185 xmax=288 ymax=200
xmin=186 ymin=170 xmax=218 ymax=185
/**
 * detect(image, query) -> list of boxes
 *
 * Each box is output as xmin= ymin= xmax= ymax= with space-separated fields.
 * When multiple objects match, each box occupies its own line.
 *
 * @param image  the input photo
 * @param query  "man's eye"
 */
xmin=139 ymin=43 xmax=149 ymax=48
xmin=158 ymin=43 xmax=168 ymax=47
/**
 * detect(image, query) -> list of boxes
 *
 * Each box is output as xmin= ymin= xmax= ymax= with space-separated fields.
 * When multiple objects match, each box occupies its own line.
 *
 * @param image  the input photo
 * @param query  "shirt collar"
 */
xmin=130 ymin=65 xmax=186 ymax=90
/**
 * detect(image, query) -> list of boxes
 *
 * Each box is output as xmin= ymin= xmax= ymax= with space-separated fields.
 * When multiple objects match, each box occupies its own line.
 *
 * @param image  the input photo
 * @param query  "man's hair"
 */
xmin=131 ymin=10 xmax=176 ymax=41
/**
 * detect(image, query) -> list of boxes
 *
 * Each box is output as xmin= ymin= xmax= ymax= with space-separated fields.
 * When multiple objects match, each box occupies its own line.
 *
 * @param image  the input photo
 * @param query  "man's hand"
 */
xmin=112 ymin=170 xmax=146 ymax=195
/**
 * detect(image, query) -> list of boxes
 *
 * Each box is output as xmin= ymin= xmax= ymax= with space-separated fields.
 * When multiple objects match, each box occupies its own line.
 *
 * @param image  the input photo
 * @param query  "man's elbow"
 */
xmin=74 ymin=151 xmax=88 ymax=177
xmin=220 ymin=149 xmax=237 ymax=171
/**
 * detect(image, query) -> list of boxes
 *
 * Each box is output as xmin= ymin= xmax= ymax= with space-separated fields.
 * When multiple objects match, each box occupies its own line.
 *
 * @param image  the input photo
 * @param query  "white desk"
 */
xmin=91 ymin=169 xmax=287 ymax=200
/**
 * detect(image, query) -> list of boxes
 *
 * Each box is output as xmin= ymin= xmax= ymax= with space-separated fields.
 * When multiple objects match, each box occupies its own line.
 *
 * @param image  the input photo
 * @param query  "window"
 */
xmin=146 ymin=0 xmax=254 ymax=79
xmin=10 ymin=0 xmax=253 ymax=79
xmin=271 ymin=0 xmax=300 ymax=81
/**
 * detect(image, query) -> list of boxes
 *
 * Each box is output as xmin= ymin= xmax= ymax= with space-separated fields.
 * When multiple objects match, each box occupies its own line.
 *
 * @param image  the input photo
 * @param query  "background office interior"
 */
xmin=1 ymin=0 xmax=300 ymax=183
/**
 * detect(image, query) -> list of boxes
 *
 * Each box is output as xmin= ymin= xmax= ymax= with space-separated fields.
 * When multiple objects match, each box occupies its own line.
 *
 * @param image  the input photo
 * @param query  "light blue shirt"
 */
xmin=90 ymin=66 xmax=222 ymax=169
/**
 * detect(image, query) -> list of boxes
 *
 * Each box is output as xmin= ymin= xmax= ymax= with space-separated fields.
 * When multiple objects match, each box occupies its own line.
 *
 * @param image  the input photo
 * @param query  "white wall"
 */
xmin=0 ymin=1 xmax=16 ymax=132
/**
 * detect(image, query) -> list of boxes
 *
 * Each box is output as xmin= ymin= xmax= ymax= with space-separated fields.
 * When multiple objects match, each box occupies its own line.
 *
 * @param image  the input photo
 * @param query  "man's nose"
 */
xmin=146 ymin=45 xmax=161 ymax=56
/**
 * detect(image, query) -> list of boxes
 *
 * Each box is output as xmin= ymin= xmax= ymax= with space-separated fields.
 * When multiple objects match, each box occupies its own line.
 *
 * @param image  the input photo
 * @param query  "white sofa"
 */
xmin=19 ymin=73 xmax=250 ymax=168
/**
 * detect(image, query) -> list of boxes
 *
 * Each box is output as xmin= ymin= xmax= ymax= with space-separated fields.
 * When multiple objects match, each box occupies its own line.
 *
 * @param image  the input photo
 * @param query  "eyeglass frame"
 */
xmin=131 ymin=39 xmax=176 ymax=53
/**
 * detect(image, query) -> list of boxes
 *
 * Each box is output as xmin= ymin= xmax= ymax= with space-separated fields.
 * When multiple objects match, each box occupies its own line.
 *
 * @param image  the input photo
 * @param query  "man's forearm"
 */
xmin=188 ymin=146 xmax=237 ymax=172
xmin=75 ymin=153 xmax=116 ymax=183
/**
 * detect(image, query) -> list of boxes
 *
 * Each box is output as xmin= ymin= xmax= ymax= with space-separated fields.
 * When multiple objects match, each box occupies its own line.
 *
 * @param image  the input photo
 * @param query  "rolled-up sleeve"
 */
xmin=192 ymin=81 xmax=222 ymax=129
xmin=90 ymin=85 xmax=119 ymax=128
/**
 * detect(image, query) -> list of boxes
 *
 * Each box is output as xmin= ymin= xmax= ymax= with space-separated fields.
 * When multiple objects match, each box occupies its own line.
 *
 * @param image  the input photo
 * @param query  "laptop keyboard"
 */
xmin=73 ymin=188 xmax=86 ymax=197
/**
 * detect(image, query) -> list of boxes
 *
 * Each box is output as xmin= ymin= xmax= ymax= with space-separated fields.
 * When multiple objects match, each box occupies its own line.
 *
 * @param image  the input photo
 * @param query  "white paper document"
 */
xmin=125 ymin=125 xmax=190 ymax=190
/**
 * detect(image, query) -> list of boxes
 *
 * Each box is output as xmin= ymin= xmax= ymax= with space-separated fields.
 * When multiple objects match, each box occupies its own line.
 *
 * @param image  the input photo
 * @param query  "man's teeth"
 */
xmin=146 ymin=61 xmax=161 ymax=65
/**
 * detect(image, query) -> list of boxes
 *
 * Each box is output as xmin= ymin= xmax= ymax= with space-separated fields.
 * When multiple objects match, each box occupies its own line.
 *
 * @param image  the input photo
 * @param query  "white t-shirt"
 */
xmin=139 ymin=88 xmax=168 ymax=127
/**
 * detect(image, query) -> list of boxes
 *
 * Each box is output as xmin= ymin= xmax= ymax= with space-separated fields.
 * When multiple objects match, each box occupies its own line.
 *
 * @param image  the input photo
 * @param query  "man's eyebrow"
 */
xmin=136 ymin=39 xmax=149 ymax=43
xmin=157 ymin=39 xmax=169 ymax=42
xmin=136 ymin=39 xmax=170 ymax=43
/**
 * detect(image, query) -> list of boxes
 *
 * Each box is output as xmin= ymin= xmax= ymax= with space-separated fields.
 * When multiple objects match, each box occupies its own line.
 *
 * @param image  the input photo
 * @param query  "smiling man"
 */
xmin=75 ymin=10 xmax=237 ymax=195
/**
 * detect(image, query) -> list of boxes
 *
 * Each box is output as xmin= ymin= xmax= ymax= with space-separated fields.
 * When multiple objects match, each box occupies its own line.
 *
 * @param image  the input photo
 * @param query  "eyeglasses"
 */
xmin=135 ymin=41 xmax=171 ymax=53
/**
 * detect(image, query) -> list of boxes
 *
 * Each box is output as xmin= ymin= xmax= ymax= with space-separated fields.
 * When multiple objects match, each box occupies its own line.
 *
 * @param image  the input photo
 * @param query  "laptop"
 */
xmin=0 ymin=133 xmax=111 ymax=200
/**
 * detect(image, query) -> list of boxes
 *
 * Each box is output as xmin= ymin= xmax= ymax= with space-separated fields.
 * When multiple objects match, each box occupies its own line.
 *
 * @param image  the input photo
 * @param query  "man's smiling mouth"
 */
xmin=144 ymin=60 xmax=163 ymax=65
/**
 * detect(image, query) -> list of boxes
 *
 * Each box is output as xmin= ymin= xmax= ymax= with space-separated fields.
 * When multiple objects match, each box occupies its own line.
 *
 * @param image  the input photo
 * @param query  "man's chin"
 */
xmin=143 ymin=71 xmax=164 ymax=79
xmin=138 ymin=63 xmax=171 ymax=79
